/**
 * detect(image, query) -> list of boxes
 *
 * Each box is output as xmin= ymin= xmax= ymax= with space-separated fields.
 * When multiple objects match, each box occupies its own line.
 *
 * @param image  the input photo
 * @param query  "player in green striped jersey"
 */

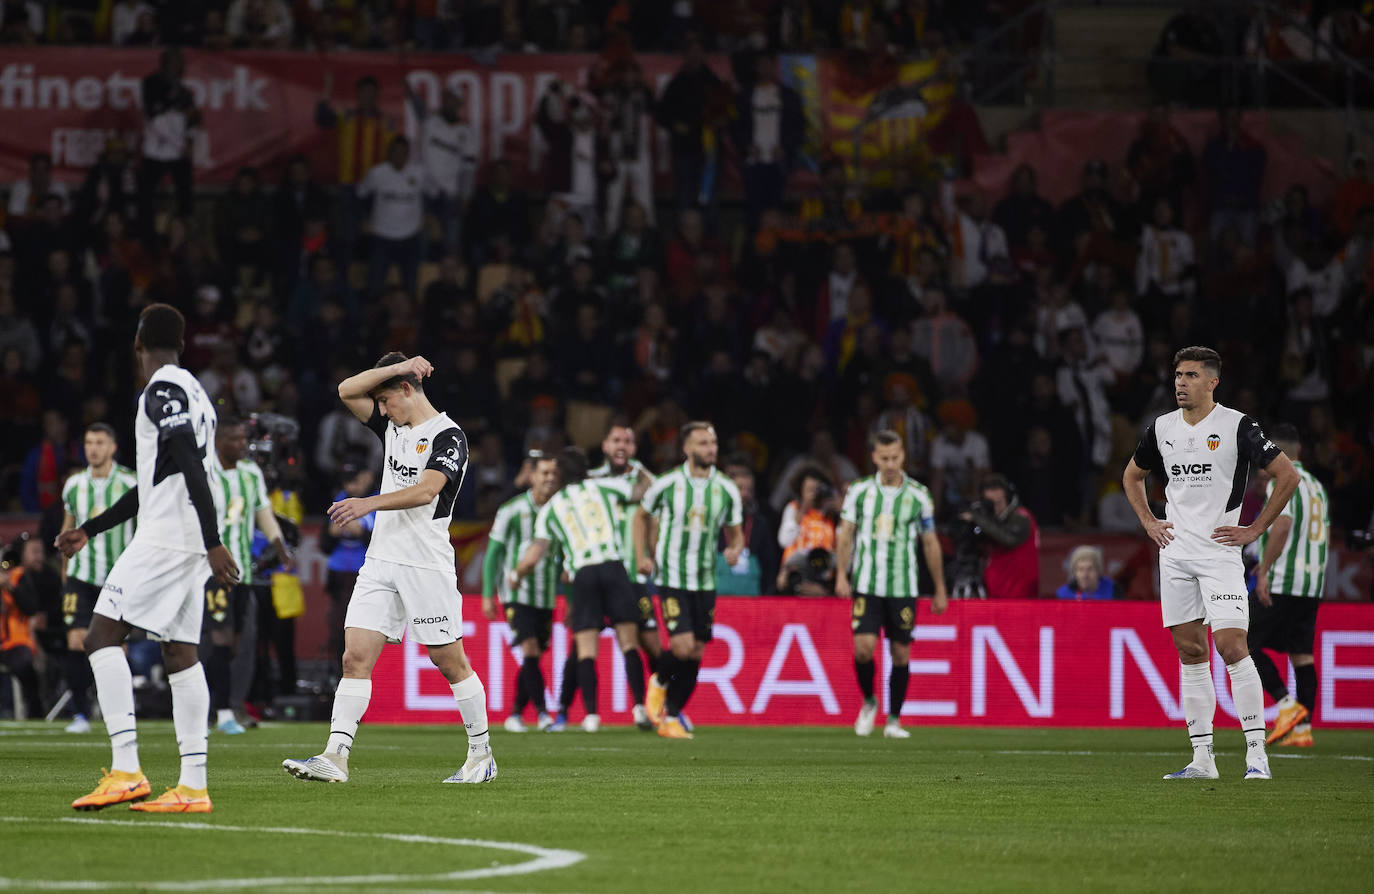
xmin=511 ymin=448 xmax=651 ymax=732
xmin=483 ymin=453 xmax=562 ymax=733
xmin=58 ymin=423 xmax=137 ymax=733
xmin=633 ymin=422 xmax=743 ymax=739
xmin=836 ymin=431 xmax=948 ymax=739
xmin=588 ymin=419 xmax=661 ymax=729
xmin=204 ymin=417 xmax=290 ymax=735
xmin=1249 ymin=424 xmax=1330 ymax=748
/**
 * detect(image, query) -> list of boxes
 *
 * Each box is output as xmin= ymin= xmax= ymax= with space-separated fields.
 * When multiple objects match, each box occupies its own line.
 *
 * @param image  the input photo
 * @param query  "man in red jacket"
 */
xmin=961 ymin=474 xmax=1040 ymax=598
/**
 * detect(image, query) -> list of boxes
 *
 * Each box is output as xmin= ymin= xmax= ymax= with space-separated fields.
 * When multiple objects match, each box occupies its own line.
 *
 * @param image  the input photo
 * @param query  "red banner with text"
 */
xmin=367 ymin=596 xmax=1374 ymax=728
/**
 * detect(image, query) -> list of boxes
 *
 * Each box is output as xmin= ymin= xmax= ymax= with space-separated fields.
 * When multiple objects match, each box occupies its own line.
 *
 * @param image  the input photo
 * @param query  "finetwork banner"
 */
xmin=368 ymin=597 xmax=1374 ymax=728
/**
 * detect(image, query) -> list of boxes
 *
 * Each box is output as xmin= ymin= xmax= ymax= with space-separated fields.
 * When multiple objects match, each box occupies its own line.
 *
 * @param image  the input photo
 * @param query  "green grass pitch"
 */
xmin=2 ymin=721 xmax=1371 ymax=893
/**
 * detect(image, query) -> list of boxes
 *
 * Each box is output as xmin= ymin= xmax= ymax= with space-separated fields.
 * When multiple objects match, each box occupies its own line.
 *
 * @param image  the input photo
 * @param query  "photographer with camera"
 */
xmin=837 ymin=431 xmax=948 ymax=739
xmin=953 ymin=474 xmax=1041 ymax=599
xmin=776 ymin=465 xmax=840 ymax=595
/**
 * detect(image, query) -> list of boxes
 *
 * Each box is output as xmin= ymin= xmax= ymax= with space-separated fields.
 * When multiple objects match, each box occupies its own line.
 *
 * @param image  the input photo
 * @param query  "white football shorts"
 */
xmin=95 ymin=539 xmax=211 ymax=644
xmin=1158 ymin=550 xmax=1249 ymax=631
xmin=345 ymin=557 xmax=463 ymax=646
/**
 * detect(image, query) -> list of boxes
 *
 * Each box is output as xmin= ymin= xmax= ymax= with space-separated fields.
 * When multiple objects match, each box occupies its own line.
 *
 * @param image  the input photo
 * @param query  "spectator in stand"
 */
xmin=74 ymin=136 xmax=139 ymax=243
xmin=1330 ymin=153 xmax=1374 ymax=237
xmin=556 ymin=303 xmax=617 ymax=404
xmin=812 ymin=242 xmax=865 ymax=340
xmin=657 ymin=29 xmax=723 ymax=214
xmin=465 ymin=160 xmax=531 ymax=265
xmin=138 ymin=48 xmax=199 ymax=242
xmin=1203 ymin=107 xmax=1267 ymax=246
xmin=734 ymin=51 xmax=804 ymax=230
xmin=770 ymin=429 xmax=858 ymax=512
xmin=1013 ymin=425 xmax=1076 ymax=528
xmin=198 ymin=341 xmax=262 ymax=415
xmin=359 ymin=135 xmax=429 ymax=298
xmin=20 ymin=410 xmax=75 ymax=512
xmin=8 ymin=153 xmax=71 ymax=222
xmin=288 ymin=254 xmax=356 ymax=333
xmin=601 ymin=60 xmax=657 ymax=233
xmin=272 ymin=155 xmax=331 ymax=288
xmin=777 ymin=464 xmax=840 ymax=595
xmin=1091 ymin=284 xmax=1145 ymax=387
xmin=536 ymin=80 xmax=611 ymax=237
xmin=314 ymin=390 xmax=383 ymax=485
xmin=215 ymin=166 xmax=271 ymax=280
xmin=110 ymin=0 xmax=154 ymax=45
xmin=405 ymin=82 xmax=477 ymax=261
xmin=1056 ymin=545 xmax=1117 ymax=600
xmin=0 ymin=0 xmax=41 ymax=44
xmin=1284 ymin=231 xmax=1346 ymax=319
xmin=665 ymin=207 xmax=730 ymax=306
xmin=604 ymin=201 xmax=662 ymax=296
xmin=316 ymin=71 xmax=395 ymax=267
xmin=1135 ymin=196 xmax=1195 ymax=304
xmin=910 ymin=288 xmax=979 ymax=394
xmin=0 ymin=288 xmax=40 ymax=373
xmin=929 ymin=399 xmax=990 ymax=518
xmin=1281 ymin=287 xmax=1332 ymax=407
xmin=943 ymin=184 xmax=1009 ymax=291
xmin=718 ymin=455 xmax=779 ymax=595
xmin=993 ymin=164 xmax=1055 ymax=251
xmin=182 ymin=284 xmax=233 ymax=371
xmin=1126 ymin=106 xmax=1195 ymax=219
xmin=961 ymin=474 xmax=1040 ymax=599
xmin=1056 ymin=327 xmax=1114 ymax=519
xmin=875 ymin=379 xmax=930 ymax=477
xmin=226 ymin=0 xmax=293 ymax=48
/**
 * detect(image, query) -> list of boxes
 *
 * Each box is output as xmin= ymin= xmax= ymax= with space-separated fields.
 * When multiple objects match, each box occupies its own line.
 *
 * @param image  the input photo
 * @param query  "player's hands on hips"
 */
xmin=931 ymin=587 xmax=949 ymax=615
xmin=1254 ymin=573 xmax=1273 ymax=607
xmin=1144 ymin=518 xmax=1174 ymax=549
xmin=397 ymin=355 xmax=434 ymax=381
xmin=835 ymin=576 xmax=853 ymax=599
xmin=328 ymin=496 xmax=373 ymax=527
xmin=1211 ymin=524 xmax=1258 ymax=547
xmin=55 ymin=529 xmax=88 ymax=558
xmin=482 ymin=595 xmax=500 ymax=620
xmin=208 ymin=545 xmax=241 ymax=587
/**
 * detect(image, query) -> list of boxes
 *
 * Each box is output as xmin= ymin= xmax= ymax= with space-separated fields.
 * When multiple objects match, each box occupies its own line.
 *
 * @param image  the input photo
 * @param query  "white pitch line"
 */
xmin=0 ymin=818 xmax=585 ymax=891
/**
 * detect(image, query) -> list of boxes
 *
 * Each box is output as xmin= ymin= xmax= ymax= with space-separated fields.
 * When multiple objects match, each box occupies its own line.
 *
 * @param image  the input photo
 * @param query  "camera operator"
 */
xmin=957 ymin=474 xmax=1041 ymax=598
xmin=777 ymin=465 xmax=840 ymax=595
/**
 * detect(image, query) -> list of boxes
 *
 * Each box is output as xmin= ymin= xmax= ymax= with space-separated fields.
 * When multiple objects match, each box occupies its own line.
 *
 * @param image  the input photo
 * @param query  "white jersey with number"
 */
xmin=134 ymin=364 xmax=219 ymax=554
xmin=1132 ymin=402 xmax=1282 ymax=561
xmin=363 ymin=407 xmax=469 ymax=573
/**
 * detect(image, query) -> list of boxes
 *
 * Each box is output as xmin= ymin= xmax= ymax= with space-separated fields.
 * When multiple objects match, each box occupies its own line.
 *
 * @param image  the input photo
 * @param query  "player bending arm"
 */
xmin=509 ymin=539 xmax=550 ymax=585
xmin=1211 ymin=453 xmax=1299 ymax=547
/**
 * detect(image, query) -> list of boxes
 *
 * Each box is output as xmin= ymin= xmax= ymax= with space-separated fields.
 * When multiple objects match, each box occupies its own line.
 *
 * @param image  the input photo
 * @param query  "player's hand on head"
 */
xmin=55 ymin=529 xmax=88 ymax=558
xmin=402 ymin=356 xmax=434 ymax=380
xmin=209 ymin=545 xmax=241 ymax=587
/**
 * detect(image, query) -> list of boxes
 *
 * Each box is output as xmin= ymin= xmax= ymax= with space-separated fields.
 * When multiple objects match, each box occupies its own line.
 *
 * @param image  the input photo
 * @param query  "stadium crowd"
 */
xmin=1 ymin=2 xmax=1372 ymax=604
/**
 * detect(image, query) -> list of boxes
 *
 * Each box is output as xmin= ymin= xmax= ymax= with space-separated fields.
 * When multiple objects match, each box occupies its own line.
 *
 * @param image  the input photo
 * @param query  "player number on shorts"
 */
xmin=206 ymin=587 xmax=228 ymax=614
xmin=1307 ymin=496 xmax=1326 ymax=543
xmin=62 ymin=592 xmax=78 ymax=616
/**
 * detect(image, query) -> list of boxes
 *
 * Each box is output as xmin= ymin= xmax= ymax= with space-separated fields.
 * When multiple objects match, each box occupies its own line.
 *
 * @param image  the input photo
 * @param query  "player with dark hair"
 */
xmin=588 ymin=417 xmax=660 ymax=730
xmin=283 ymin=352 xmax=493 ymax=783
xmin=1250 ymin=423 xmax=1330 ymax=747
xmin=510 ymin=447 xmax=651 ymax=732
xmin=57 ymin=422 xmax=136 ymax=734
xmin=837 ymin=430 xmax=947 ymax=739
xmin=1124 ymin=345 xmax=1300 ymax=780
xmin=57 ymin=303 xmax=238 ymax=813
xmin=634 ymin=422 xmax=744 ymax=739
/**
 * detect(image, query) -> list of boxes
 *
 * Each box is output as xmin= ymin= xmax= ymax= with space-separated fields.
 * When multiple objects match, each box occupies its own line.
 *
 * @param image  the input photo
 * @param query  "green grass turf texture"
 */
xmin=1 ymin=721 xmax=1371 ymax=893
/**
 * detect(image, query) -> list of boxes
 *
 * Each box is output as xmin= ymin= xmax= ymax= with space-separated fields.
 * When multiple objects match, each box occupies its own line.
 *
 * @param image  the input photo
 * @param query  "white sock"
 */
xmin=1227 ymin=656 xmax=1268 ymax=755
xmin=169 ymin=664 xmax=210 ymax=791
xmin=1179 ymin=662 xmax=1216 ymax=763
xmin=216 ymin=708 xmax=236 ymax=726
xmin=327 ymin=678 xmax=371 ymax=758
xmin=89 ymin=647 xmax=140 ymax=773
xmin=451 ymin=674 xmax=490 ymax=751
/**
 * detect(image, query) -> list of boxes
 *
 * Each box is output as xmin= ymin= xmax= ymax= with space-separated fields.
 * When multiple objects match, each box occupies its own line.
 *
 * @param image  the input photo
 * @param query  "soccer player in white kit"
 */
xmin=282 ymin=352 xmax=495 ymax=784
xmin=58 ymin=303 xmax=240 ymax=813
xmin=1123 ymin=346 xmax=1299 ymax=780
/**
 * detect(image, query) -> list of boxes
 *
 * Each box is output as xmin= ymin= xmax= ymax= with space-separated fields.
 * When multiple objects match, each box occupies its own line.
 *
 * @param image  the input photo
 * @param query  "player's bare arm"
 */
xmin=1212 ymin=452 xmax=1300 ymax=547
xmin=834 ymin=519 xmax=856 ymax=598
xmin=328 ymin=468 xmax=446 ymax=525
xmin=722 ymin=524 xmax=744 ymax=567
xmin=1252 ymin=514 xmax=1292 ymax=606
xmin=336 ymin=355 xmax=434 ymax=423
xmin=633 ymin=506 xmax=655 ymax=576
xmin=921 ymin=530 xmax=949 ymax=614
xmin=510 ymin=538 xmax=550 ymax=586
xmin=58 ymin=510 xmax=75 ymax=581
xmin=1123 ymin=458 xmax=1173 ymax=549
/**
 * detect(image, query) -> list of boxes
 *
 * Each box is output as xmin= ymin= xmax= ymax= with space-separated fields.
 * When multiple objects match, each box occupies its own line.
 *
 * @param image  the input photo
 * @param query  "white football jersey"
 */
xmin=133 ymin=364 xmax=219 ymax=554
xmin=364 ymin=407 xmax=469 ymax=572
xmin=1133 ymin=402 xmax=1282 ymax=560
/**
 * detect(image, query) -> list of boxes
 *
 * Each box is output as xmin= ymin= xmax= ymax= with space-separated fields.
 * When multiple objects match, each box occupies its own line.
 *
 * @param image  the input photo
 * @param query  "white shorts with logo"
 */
xmin=345 ymin=557 xmax=462 ymax=646
xmin=1159 ymin=550 xmax=1249 ymax=631
xmin=95 ymin=539 xmax=211 ymax=644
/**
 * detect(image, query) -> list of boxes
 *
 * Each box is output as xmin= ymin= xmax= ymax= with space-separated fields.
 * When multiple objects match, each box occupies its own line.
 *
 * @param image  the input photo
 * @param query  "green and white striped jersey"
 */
xmin=63 ymin=465 xmax=137 ymax=586
xmin=214 ymin=458 xmax=269 ymax=585
xmin=589 ymin=458 xmax=653 ymax=581
xmin=491 ymin=491 xmax=561 ymax=609
xmin=841 ymin=474 xmax=936 ymax=598
xmin=640 ymin=464 xmax=742 ymax=592
xmin=535 ymin=478 xmax=632 ymax=573
xmin=1260 ymin=462 xmax=1330 ymax=599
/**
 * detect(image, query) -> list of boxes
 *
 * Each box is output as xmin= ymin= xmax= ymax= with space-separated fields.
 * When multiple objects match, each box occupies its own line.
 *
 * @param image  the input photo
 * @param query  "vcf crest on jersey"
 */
xmin=1207 ymin=433 xmax=1220 ymax=451
xmin=416 ymin=437 xmax=429 ymax=455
